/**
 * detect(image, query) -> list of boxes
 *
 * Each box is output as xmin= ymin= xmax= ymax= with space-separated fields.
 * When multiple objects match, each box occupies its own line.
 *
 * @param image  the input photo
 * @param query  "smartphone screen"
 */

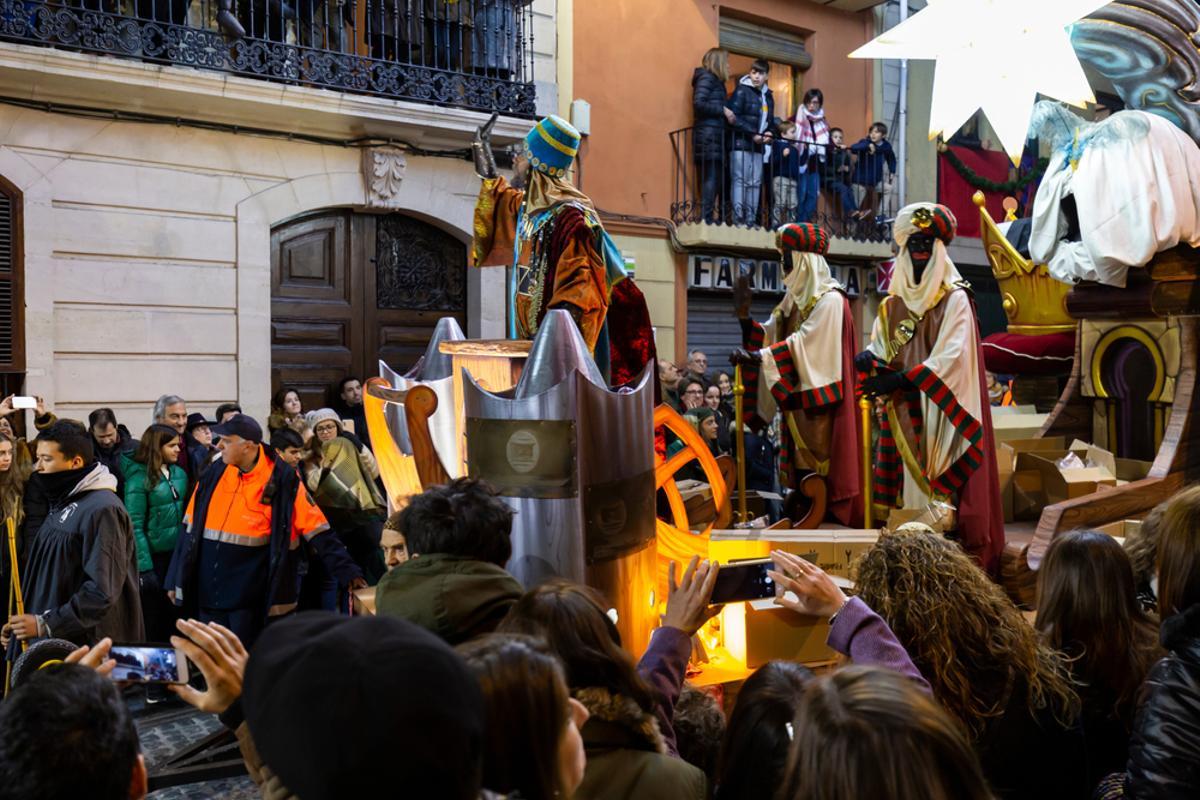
xmin=109 ymin=645 xmax=186 ymax=684
xmin=709 ymin=559 xmax=777 ymax=605
xmin=11 ymin=396 xmax=35 ymax=410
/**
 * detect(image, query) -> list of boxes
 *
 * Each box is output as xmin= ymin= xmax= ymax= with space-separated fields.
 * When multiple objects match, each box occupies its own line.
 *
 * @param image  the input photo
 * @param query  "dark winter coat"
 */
xmin=822 ymin=145 xmax=854 ymax=189
xmin=20 ymin=463 xmax=143 ymax=645
xmin=374 ymin=553 xmax=522 ymax=645
xmin=120 ymin=454 xmax=187 ymax=573
xmin=691 ymin=67 xmax=729 ymax=161
xmin=850 ymin=137 xmax=897 ymax=185
xmin=1123 ymin=603 xmax=1200 ymax=799
xmin=725 ymin=76 xmax=774 ymax=153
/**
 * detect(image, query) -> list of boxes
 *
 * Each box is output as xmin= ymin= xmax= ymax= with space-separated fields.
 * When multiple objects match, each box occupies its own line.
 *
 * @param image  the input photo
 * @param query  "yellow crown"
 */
xmin=974 ymin=192 xmax=1074 ymax=335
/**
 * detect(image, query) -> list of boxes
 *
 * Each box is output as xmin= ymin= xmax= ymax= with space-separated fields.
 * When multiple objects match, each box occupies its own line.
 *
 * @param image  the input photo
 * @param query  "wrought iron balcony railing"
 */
xmin=0 ymin=0 xmax=537 ymax=116
xmin=669 ymin=126 xmax=897 ymax=244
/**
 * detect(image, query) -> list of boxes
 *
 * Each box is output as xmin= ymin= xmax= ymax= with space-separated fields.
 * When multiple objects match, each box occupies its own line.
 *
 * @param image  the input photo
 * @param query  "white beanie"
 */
xmin=305 ymin=408 xmax=342 ymax=431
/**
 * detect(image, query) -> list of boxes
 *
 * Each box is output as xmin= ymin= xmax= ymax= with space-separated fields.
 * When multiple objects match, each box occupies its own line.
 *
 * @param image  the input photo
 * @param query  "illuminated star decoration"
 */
xmin=850 ymin=0 xmax=1108 ymax=161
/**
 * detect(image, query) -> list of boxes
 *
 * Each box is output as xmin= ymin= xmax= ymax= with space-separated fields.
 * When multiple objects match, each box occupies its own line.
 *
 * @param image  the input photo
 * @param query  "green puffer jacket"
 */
xmin=120 ymin=454 xmax=188 ymax=573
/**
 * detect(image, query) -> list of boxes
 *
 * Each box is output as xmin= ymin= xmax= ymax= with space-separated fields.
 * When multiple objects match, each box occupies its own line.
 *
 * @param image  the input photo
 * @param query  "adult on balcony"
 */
xmin=424 ymin=0 xmax=471 ymax=72
xmin=692 ymin=47 xmax=732 ymax=225
xmin=793 ymin=88 xmax=830 ymax=224
xmin=725 ymin=59 xmax=774 ymax=227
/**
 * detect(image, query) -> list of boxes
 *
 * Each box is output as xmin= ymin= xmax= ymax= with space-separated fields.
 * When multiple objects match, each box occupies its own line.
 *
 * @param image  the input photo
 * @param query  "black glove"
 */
xmin=729 ymin=348 xmax=762 ymax=367
xmin=855 ymin=350 xmax=879 ymax=374
xmin=472 ymin=112 xmax=500 ymax=180
xmin=861 ymin=371 xmax=907 ymax=398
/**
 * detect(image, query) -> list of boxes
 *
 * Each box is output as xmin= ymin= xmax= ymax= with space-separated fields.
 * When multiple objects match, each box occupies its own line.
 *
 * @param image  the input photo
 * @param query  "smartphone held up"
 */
xmin=708 ymin=558 xmax=777 ymax=605
xmin=108 ymin=644 xmax=189 ymax=685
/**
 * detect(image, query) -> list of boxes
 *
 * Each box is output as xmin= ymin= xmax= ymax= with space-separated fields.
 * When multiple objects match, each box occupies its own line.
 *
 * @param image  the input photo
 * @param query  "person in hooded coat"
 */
xmin=2 ymin=421 xmax=142 ymax=647
xmin=858 ymin=203 xmax=1004 ymax=573
xmin=732 ymin=223 xmax=863 ymax=527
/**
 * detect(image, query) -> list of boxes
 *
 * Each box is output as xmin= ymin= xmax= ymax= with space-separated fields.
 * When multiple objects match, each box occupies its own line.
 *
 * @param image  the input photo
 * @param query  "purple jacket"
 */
xmin=633 ymin=597 xmax=929 ymax=761
xmin=827 ymin=596 xmax=931 ymax=693
xmin=635 ymin=626 xmax=692 ymax=757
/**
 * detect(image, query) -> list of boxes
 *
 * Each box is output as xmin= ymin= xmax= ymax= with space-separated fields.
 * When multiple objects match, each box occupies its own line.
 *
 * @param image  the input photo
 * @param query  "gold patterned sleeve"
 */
xmin=472 ymin=176 xmax=524 ymax=268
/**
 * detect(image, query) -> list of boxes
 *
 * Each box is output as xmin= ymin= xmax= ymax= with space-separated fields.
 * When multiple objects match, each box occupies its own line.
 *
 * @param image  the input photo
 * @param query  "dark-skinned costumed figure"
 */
xmin=470 ymin=113 xmax=656 ymax=388
xmin=731 ymin=223 xmax=863 ymax=527
xmin=859 ymin=203 xmax=1004 ymax=573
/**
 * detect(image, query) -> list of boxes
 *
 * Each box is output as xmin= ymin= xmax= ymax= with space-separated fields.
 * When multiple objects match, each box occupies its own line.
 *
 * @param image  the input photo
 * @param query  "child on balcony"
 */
xmin=822 ymin=127 xmax=856 ymax=230
xmin=850 ymin=122 xmax=897 ymax=221
xmin=770 ymin=120 xmax=802 ymax=226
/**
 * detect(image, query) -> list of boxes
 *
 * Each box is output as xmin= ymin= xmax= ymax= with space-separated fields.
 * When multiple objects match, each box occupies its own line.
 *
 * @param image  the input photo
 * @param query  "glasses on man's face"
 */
xmin=685 ymin=389 xmax=703 ymax=396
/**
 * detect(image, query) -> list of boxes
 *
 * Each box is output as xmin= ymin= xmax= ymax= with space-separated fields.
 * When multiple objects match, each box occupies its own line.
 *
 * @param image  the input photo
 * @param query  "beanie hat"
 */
xmin=776 ymin=222 xmax=830 ymax=255
xmin=684 ymin=406 xmax=716 ymax=423
xmin=304 ymin=408 xmax=341 ymax=432
xmin=523 ymin=115 xmax=580 ymax=179
xmin=243 ymin=613 xmax=485 ymax=800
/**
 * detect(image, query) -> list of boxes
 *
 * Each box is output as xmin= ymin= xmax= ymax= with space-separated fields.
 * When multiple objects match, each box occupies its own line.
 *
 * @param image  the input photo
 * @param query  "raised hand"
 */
xmin=472 ymin=111 xmax=500 ymax=180
xmin=661 ymin=556 xmax=721 ymax=636
xmin=768 ymin=549 xmax=848 ymax=619
xmin=168 ymin=619 xmax=248 ymax=714
xmin=64 ymin=638 xmax=116 ymax=678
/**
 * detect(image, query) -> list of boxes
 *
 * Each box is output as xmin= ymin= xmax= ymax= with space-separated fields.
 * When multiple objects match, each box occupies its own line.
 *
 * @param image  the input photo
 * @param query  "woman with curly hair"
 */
xmin=1036 ymin=530 xmax=1162 ymax=791
xmin=854 ymin=530 xmax=1086 ymax=799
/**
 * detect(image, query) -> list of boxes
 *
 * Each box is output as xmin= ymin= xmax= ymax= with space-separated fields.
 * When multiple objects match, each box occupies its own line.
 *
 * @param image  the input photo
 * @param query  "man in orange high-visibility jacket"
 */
xmin=166 ymin=415 xmax=365 ymax=647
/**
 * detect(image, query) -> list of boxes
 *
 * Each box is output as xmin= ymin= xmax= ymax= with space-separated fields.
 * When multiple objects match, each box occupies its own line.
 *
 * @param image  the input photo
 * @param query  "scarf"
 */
xmin=36 ymin=462 xmax=94 ymax=507
xmin=312 ymin=437 xmax=384 ymax=513
xmin=794 ymin=107 xmax=830 ymax=160
xmin=890 ymin=204 xmax=965 ymax=315
xmin=523 ymin=169 xmax=595 ymax=219
xmin=769 ymin=251 xmax=843 ymax=335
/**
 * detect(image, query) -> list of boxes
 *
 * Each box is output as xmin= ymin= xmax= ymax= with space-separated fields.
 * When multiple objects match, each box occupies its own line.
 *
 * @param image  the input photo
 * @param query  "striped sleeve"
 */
xmin=905 ymin=363 xmax=985 ymax=498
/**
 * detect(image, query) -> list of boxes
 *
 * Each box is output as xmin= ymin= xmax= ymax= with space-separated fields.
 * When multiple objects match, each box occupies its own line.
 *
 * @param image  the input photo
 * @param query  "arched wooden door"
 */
xmin=270 ymin=210 xmax=468 ymax=411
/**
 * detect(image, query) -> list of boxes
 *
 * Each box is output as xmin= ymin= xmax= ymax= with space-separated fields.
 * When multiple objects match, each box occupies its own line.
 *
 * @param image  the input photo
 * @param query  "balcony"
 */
xmin=669 ymin=126 xmax=897 ymax=259
xmin=0 ymin=0 xmax=537 ymax=117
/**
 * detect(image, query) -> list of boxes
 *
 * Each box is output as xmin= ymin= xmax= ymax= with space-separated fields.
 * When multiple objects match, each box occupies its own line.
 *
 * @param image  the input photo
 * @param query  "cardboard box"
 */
xmin=992 ymin=411 xmax=1050 ymax=445
xmin=999 ymin=438 xmax=1065 ymax=521
xmin=721 ymin=599 xmax=836 ymax=668
xmin=1095 ymin=519 xmax=1143 ymax=540
xmin=1020 ymin=451 xmax=1117 ymax=504
xmin=708 ymin=529 xmax=880 ymax=581
xmin=1114 ymin=458 xmax=1153 ymax=485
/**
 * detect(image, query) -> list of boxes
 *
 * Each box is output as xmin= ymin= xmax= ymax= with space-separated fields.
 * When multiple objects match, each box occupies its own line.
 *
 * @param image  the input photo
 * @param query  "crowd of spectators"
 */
xmin=691 ymin=48 xmax=897 ymax=234
xmin=1 ymin=375 xmax=1199 ymax=800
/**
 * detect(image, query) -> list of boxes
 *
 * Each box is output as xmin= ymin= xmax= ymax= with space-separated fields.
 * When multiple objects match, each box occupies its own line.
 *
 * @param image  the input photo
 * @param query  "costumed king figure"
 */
xmin=471 ymin=113 xmax=656 ymax=389
xmin=730 ymin=223 xmax=863 ymax=528
xmin=858 ymin=203 xmax=1004 ymax=573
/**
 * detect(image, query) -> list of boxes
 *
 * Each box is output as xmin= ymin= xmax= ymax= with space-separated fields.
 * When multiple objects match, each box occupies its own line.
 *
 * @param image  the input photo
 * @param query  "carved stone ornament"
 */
xmin=363 ymin=148 xmax=408 ymax=210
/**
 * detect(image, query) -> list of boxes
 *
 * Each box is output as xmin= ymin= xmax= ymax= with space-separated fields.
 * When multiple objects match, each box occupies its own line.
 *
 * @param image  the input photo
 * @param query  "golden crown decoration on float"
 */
xmin=974 ymin=192 xmax=1074 ymax=335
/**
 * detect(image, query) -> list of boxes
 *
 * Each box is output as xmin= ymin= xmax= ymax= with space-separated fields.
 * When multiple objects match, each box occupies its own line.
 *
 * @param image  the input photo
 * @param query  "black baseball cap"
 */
xmin=209 ymin=413 xmax=263 ymax=444
xmin=242 ymin=612 xmax=484 ymax=799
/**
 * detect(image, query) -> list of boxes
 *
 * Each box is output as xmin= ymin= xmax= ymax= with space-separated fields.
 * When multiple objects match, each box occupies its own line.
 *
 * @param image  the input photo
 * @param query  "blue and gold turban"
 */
xmin=523 ymin=115 xmax=580 ymax=179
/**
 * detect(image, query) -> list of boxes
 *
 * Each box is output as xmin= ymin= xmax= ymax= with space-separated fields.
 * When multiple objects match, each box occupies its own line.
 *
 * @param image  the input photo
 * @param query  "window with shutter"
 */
xmin=0 ymin=181 xmax=23 ymax=373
